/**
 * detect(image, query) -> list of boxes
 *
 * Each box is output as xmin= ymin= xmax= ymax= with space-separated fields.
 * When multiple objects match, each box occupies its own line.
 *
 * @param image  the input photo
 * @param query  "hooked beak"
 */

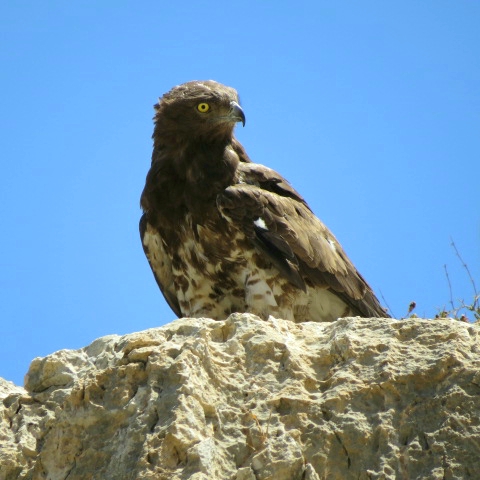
xmin=229 ymin=101 xmax=246 ymax=127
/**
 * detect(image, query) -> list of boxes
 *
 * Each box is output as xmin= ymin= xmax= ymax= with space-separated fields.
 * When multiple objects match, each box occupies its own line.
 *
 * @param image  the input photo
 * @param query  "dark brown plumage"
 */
xmin=140 ymin=80 xmax=389 ymax=322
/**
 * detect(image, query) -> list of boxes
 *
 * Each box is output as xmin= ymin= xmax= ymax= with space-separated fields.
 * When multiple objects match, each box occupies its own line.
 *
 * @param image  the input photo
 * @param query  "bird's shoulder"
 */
xmin=234 ymin=161 xmax=308 ymax=206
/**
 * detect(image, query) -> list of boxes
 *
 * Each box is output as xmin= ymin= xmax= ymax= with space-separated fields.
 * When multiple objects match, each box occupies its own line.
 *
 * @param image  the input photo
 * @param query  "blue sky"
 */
xmin=1 ymin=1 xmax=479 ymax=386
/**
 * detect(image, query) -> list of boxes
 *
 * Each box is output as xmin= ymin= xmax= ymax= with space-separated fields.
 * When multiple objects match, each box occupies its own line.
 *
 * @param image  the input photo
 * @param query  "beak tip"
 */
xmin=230 ymin=101 xmax=246 ymax=127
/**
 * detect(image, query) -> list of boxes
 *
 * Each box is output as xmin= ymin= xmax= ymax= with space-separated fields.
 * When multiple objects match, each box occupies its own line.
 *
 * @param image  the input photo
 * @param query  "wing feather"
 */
xmin=139 ymin=214 xmax=182 ymax=317
xmin=218 ymin=162 xmax=387 ymax=317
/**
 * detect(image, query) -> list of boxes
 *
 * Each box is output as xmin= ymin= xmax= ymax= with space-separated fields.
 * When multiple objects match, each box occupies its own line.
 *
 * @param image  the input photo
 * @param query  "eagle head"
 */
xmin=154 ymin=80 xmax=245 ymax=142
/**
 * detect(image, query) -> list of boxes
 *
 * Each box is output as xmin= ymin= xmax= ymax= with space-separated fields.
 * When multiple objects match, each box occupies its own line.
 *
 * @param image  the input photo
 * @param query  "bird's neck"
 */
xmin=144 ymin=135 xmax=240 ymax=225
xmin=154 ymin=133 xmax=238 ymax=176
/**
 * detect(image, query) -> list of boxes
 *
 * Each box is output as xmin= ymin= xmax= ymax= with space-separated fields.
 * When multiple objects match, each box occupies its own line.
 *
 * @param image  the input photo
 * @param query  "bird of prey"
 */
xmin=140 ymin=80 xmax=388 ymax=322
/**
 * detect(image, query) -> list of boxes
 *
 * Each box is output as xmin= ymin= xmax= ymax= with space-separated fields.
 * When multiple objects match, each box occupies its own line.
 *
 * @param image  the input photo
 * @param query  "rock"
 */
xmin=1 ymin=315 xmax=479 ymax=479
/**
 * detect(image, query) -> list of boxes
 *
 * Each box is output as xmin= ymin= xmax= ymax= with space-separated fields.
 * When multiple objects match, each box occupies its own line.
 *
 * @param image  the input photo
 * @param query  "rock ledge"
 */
xmin=1 ymin=315 xmax=479 ymax=479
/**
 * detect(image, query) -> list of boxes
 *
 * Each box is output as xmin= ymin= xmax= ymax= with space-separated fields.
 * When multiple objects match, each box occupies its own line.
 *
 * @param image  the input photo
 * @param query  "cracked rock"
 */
xmin=1 ymin=315 xmax=479 ymax=479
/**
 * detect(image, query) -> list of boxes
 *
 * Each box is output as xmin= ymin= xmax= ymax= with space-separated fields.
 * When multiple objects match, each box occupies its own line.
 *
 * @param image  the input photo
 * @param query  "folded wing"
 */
xmin=217 ymin=162 xmax=388 ymax=317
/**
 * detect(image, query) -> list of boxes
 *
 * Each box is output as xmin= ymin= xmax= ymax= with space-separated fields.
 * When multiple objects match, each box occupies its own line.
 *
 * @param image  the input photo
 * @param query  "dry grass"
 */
xmin=393 ymin=240 xmax=479 ymax=322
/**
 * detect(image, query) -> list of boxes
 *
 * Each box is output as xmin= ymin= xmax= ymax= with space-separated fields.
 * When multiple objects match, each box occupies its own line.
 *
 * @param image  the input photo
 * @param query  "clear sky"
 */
xmin=1 ymin=1 xmax=479 ymax=386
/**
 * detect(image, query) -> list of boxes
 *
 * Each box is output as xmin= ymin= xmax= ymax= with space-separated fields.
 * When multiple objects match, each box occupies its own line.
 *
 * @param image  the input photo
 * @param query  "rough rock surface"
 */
xmin=1 ymin=315 xmax=479 ymax=480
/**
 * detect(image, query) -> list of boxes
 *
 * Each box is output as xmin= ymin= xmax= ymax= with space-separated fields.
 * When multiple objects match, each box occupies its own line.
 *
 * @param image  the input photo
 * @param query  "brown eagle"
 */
xmin=140 ymin=80 xmax=388 ymax=322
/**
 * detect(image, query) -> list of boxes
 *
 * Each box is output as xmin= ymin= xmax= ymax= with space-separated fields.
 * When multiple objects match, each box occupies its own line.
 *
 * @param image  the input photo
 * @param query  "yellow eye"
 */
xmin=197 ymin=102 xmax=210 ymax=113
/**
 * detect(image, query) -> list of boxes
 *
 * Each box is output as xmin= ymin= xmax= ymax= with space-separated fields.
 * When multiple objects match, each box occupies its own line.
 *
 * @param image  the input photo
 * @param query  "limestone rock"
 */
xmin=1 ymin=315 xmax=479 ymax=479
